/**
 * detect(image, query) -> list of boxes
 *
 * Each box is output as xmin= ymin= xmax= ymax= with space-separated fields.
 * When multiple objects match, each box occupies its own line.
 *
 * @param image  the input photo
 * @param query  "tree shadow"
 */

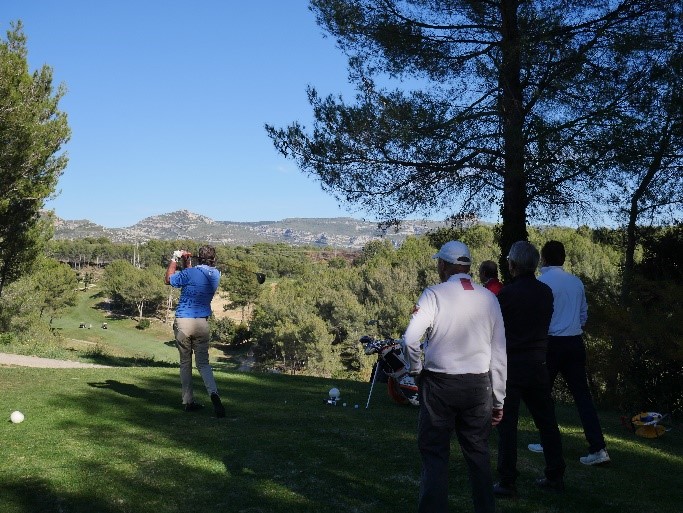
xmin=81 ymin=353 xmax=176 ymax=368
xmin=88 ymin=380 xmax=156 ymax=399
xmin=0 ymin=477 xmax=121 ymax=513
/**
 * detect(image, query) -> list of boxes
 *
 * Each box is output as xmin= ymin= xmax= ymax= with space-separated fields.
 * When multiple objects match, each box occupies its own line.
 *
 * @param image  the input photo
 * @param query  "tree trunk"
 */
xmin=498 ymin=0 xmax=528 ymax=281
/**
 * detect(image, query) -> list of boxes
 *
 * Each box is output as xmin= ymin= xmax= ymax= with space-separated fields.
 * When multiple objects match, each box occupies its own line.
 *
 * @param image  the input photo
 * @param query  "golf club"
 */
xmin=222 ymin=263 xmax=266 ymax=284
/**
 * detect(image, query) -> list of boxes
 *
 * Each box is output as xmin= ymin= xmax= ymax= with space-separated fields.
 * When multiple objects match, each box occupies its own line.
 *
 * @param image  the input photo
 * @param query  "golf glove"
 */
xmin=172 ymin=250 xmax=184 ymax=262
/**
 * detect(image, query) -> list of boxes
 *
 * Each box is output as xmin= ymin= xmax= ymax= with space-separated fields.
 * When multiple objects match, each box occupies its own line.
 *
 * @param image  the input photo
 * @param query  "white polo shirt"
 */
xmin=402 ymin=273 xmax=507 ymax=408
xmin=538 ymin=266 xmax=588 ymax=336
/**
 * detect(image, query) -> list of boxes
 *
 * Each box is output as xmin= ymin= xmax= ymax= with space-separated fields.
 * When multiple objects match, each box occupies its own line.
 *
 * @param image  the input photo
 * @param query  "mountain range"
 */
xmin=51 ymin=210 xmax=448 ymax=249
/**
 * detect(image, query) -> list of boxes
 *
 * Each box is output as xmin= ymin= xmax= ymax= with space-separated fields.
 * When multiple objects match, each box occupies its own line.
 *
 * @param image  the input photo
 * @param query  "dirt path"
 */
xmin=0 ymin=352 xmax=111 ymax=368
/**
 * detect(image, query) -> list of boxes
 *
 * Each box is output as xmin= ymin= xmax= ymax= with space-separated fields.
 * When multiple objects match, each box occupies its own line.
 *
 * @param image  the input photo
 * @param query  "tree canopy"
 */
xmin=0 ymin=21 xmax=70 ymax=296
xmin=266 ymin=0 xmax=675 ymax=271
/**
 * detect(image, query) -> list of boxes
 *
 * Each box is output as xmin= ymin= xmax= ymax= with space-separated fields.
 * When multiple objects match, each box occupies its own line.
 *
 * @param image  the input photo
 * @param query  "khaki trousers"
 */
xmin=173 ymin=317 xmax=218 ymax=404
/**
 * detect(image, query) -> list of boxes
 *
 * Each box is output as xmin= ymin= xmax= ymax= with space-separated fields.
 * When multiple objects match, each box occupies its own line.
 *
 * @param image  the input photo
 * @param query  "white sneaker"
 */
xmin=527 ymin=443 xmax=544 ymax=453
xmin=580 ymin=449 xmax=611 ymax=466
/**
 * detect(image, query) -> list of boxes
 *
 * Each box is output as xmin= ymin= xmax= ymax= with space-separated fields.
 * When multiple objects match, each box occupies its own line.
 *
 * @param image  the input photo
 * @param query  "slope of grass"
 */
xmin=43 ymin=284 xmax=247 ymax=372
xmin=1 ymin=366 xmax=680 ymax=513
xmin=49 ymin=286 xmax=179 ymax=364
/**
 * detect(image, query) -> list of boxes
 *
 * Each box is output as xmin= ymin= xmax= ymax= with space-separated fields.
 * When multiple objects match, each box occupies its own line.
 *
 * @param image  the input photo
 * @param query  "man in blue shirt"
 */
xmin=531 ymin=240 xmax=609 ymax=465
xmin=165 ymin=245 xmax=225 ymax=418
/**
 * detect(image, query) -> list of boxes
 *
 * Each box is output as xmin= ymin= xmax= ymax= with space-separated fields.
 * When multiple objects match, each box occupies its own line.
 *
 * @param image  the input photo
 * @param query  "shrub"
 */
xmin=210 ymin=317 xmax=237 ymax=343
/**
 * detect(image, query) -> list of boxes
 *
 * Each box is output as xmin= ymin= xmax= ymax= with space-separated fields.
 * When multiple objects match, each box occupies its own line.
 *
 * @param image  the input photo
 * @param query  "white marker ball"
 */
xmin=354 ymin=404 xmax=359 ymax=409
xmin=329 ymin=387 xmax=341 ymax=399
xmin=10 ymin=411 xmax=24 ymax=424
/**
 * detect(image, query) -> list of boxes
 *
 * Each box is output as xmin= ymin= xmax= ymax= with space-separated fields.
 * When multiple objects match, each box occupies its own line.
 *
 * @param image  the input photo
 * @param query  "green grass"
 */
xmin=32 ymin=285 xmax=243 ymax=372
xmin=1 ymin=366 xmax=681 ymax=513
xmin=49 ymin=286 xmax=180 ymax=364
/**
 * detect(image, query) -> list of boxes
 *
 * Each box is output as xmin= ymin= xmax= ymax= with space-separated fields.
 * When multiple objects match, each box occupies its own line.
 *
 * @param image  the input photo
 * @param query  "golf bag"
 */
xmin=361 ymin=335 xmax=419 ymax=406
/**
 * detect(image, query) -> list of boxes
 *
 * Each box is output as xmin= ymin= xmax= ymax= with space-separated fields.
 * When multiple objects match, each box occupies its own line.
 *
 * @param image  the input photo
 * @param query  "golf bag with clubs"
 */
xmin=361 ymin=335 xmax=419 ymax=407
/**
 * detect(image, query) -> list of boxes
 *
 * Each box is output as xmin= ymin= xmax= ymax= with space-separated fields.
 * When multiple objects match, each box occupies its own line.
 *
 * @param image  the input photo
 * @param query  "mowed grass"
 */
xmin=1 ymin=365 xmax=681 ymax=513
xmin=49 ymin=285 xmax=180 ymax=364
xmin=45 ymin=284 xmax=245 ymax=372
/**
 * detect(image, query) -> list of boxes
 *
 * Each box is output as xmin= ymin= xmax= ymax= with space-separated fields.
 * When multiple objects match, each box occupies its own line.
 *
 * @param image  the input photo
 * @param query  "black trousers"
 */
xmin=417 ymin=371 xmax=495 ymax=513
xmin=547 ymin=335 xmax=606 ymax=453
xmin=496 ymin=359 xmax=565 ymax=484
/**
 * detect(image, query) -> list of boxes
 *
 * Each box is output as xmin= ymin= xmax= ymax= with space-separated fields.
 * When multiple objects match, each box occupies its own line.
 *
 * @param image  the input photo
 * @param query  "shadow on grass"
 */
xmin=89 ymin=380 xmax=155 ymax=399
xmin=10 ymin=369 xmax=681 ymax=513
xmin=0 ymin=477 xmax=121 ymax=513
xmin=80 ymin=353 xmax=176 ymax=368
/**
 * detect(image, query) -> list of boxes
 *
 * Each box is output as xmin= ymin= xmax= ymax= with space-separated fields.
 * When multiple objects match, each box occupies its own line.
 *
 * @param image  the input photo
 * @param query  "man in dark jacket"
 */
xmin=494 ymin=241 xmax=565 ymax=497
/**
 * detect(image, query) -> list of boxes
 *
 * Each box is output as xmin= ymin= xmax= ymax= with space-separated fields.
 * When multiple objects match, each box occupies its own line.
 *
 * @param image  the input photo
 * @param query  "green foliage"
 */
xmin=531 ymin=226 xmax=622 ymax=286
xmin=210 ymin=316 xmax=237 ymax=344
xmin=32 ymin=256 xmax=78 ymax=324
xmin=136 ymin=318 xmax=151 ymax=330
xmin=638 ymin=224 xmax=683 ymax=282
xmin=0 ymin=256 xmax=77 ymax=348
xmin=0 ymin=22 xmax=70 ymax=296
xmin=218 ymin=258 xmax=262 ymax=313
xmin=251 ymin=278 xmax=342 ymax=377
xmin=101 ymin=260 xmax=167 ymax=320
xmin=587 ymin=275 xmax=683 ymax=415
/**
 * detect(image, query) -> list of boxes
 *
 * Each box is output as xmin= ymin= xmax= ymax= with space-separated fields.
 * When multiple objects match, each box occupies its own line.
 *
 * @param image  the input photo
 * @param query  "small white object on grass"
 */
xmin=10 ymin=411 xmax=24 ymax=424
xmin=329 ymin=387 xmax=341 ymax=400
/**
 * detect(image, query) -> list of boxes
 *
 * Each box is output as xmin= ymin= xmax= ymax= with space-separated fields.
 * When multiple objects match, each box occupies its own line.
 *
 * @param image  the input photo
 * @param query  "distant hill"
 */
xmin=50 ymin=210 xmax=449 ymax=248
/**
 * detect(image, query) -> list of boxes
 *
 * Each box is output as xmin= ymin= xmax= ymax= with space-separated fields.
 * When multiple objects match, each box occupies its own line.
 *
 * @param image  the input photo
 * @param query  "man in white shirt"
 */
xmin=532 ymin=240 xmax=609 ymax=466
xmin=402 ymin=241 xmax=507 ymax=513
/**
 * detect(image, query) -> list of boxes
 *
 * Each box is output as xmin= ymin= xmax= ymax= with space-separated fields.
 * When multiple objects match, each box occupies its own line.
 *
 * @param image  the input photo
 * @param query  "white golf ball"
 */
xmin=10 ymin=411 xmax=24 ymax=424
xmin=329 ymin=387 xmax=341 ymax=399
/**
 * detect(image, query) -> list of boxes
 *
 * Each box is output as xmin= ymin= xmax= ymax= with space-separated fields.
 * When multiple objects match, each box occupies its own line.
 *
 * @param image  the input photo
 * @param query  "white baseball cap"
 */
xmin=432 ymin=241 xmax=472 ymax=265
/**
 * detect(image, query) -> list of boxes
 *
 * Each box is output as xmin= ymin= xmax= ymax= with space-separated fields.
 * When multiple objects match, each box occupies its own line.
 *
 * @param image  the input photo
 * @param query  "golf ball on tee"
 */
xmin=10 ymin=411 xmax=24 ymax=423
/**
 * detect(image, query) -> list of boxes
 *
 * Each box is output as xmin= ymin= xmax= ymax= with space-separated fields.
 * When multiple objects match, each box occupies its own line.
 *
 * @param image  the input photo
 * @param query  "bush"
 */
xmin=210 ymin=317 xmax=237 ymax=343
xmin=136 ymin=318 xmax=151 ymax=330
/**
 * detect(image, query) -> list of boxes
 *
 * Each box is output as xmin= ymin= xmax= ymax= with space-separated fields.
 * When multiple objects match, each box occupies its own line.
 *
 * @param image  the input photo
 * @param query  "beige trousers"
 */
xmin=173 ymin=317 xmax=218 ymax=405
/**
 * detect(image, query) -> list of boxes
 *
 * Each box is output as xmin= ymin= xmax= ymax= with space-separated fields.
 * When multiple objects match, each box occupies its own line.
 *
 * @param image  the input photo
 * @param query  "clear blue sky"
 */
xmin=3 ymin=1 xmax=365 ymax=228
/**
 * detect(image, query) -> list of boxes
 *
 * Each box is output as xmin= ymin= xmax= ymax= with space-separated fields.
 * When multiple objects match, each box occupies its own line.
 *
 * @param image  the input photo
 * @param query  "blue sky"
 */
xmin=3 ymin=1 xmax=365 ymax=228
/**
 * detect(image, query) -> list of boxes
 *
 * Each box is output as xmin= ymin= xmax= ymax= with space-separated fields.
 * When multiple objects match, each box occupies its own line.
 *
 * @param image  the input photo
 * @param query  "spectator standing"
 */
xmin=532 ymin=240 xmax=610 ymax=465
xmin=494 ymin=241 xmax=565 ymax=497
xmin=402 ymin=241 xmax=507 ymax=513
xmin=479 ymin=260 xmax=504 ymax=295
xmin=165 ymin=245 xmax=225 ymax=418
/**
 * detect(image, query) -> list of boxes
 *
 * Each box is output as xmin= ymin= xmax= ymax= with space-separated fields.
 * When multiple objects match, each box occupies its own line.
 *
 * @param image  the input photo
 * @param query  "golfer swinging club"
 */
xmin=165 ymin=245 xmax=225 ymax=418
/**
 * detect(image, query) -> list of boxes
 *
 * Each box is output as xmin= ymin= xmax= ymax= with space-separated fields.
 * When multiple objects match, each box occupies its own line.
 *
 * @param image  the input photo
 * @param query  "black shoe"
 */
xmin=211 ymin=393 xmax=225 ymax=418
xmin=183 ymin=401 xmax=203 ymax=412
xmin=493 ymin=482 xmax=517 ymax=498
xmin=535 ymin=477 xmax=564 ymax=492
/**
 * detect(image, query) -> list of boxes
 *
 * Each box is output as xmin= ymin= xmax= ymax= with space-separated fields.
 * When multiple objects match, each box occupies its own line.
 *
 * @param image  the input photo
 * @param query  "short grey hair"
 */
xmin=507 ymin=241 xmax=540 ymax=274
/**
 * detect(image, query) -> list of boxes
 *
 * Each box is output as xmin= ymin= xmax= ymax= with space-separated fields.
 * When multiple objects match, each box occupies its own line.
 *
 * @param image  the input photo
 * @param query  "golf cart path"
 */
xmin=0 ymin=352 xmax=111 ymax=368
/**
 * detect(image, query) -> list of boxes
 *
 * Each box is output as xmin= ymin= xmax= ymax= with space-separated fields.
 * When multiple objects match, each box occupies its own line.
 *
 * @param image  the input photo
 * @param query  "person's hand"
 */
xmin=491 ymin=408 xmax=504 ymax=426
